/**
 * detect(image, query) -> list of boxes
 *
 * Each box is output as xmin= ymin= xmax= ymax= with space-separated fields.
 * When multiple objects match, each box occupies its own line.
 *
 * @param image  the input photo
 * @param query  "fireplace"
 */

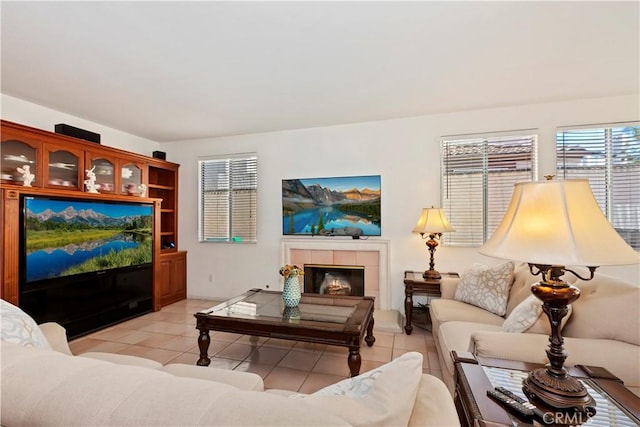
xmin=304 ymin=264 xmax=365 ymax=296
xmin=281 ymin=238 xmax=402 ymax=334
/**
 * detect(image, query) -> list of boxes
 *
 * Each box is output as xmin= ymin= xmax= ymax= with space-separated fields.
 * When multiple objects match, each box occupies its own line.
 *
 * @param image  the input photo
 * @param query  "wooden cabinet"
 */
xmin=1 ymin=129 xmax=42 ymax=187
xmin=44 ymin=144 xmax=84 ymax=190
xmin=158 ymin=251 xmax=187 ymax=307
xmin=148 ymin=163 xmax=178 ymax=253
xmin=119 ymin=160 xmax=145 ymax=195
xmin=1 ymin=120 xmax=186 ymax=309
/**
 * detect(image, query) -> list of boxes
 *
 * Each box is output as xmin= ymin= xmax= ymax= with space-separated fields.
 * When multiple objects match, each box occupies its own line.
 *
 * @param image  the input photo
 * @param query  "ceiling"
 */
xmin=2 ymin=1 xmax=638 ymax=142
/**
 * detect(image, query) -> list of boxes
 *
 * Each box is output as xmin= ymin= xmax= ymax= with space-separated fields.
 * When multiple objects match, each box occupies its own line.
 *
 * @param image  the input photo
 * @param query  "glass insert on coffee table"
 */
xmin=194 ymin=289 xmax=375 ymax=377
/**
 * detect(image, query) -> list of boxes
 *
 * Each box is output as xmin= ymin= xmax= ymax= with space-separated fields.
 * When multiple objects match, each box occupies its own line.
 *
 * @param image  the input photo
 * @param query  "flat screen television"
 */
xmin=21 ymin=196 xmax=153 ymax=284
xmin=282 ymin=175 xmax=381 ymax=237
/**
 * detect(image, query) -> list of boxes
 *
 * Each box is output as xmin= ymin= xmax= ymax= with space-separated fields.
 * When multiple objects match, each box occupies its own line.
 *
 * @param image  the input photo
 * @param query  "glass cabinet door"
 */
xmin=88 ymin=157 xmax=115 ymax=193
xmin=120 ymin=163 xmax=143 ymax=195
xmin=47 ymin=149 xmax=81 ymax=189
xmin=1 ymin=140 xmax=39 ymax=186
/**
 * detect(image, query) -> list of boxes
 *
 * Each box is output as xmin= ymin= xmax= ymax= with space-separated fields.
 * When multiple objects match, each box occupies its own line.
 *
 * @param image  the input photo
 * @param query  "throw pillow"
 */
xmin=454 ymin=261 xmax=515 ymax=316
xmin=502 ymin=294 xmax=573 ymax=334
xmin=0 ymin=299 xmax=51 ymax=349
xmin=290 ymin=351 xmax=423 ymax=426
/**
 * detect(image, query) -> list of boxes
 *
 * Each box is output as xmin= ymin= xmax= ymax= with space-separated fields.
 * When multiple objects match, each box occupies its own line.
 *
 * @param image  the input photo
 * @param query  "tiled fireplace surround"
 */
xmin=280 ymin=238 xmax=402 ymax=332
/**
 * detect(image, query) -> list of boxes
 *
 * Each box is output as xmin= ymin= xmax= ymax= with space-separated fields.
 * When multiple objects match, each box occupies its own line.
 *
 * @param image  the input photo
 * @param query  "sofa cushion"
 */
xmin=291 ymin=351 xmax=423 ymax=427
xmin=161 ymin=363 xmax=264 ymax=391
xmin=454 ymin=262 xmax=515 ymax=316
xmin=563 ymin=275 xmax=640 ymax=346
xmin=502 ymin=295 xmax=572 ymax=334
xmin=0 ymin=299 xmax=51 ymax=349
xmin=408 ymin=374 xmax=461 ymax=427
xmin=1 ymin=342 xmax=350 ymax=426
xmin=436 ymin=321 xmax=503 ymax=384
xmin=80 ymin=351 xmax=164 ymax=369
xmin=430 ymin=299 xmax=504 ymax=340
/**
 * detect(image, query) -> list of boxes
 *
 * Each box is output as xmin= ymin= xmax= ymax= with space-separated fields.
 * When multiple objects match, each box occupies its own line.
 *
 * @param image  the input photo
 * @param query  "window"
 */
xmin=441 ymin=132 xmax=538 ymax=246
xmin=557 ymin=123 xmax=640 ymax=250
xmin=199 ymin=154 xmax=257 ymax=242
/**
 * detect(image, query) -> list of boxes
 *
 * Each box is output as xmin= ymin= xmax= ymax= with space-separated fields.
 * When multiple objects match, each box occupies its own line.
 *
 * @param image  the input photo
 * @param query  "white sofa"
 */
xmin=430 ymin=262 xmax=640 ymax=397
xmin=1 ymin=302 xmax=459 ymax=427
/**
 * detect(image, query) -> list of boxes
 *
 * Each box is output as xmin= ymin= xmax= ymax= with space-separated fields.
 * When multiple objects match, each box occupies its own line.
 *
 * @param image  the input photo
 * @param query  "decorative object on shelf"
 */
xmin=138 ymin=183 xmax=147 ymax=197
xmin=412 ymin=207 xmax=455 ymax=280
xmin=84 ymin=166 xmax=99 ymax=193
xmin=125 ymin=183 xmax=138 ymax=195
xmin=480 ymin=177 xmax=638 ymax=417
xmin=16 ymin=165 xmax=35 ymax=187
xmin=279 ymin=264 xmax=304 ymax=307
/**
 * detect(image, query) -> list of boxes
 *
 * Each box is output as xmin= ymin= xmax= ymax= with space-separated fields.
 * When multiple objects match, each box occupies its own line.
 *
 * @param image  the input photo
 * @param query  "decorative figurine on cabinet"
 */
xmin=16 ymin=165 xmax=35 ymax=187
xmin=138 ymin=183 xmax=147 ymax=197
xmin=84 ymin=166 xmax=99 ymax=193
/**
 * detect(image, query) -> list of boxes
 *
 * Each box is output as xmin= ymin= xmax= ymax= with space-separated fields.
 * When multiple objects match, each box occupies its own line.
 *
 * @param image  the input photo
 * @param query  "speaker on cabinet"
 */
xmin=55 ymin=124 xmax=101 ymax=144
xmin=152 ymin=151 xmax=166 ymax=160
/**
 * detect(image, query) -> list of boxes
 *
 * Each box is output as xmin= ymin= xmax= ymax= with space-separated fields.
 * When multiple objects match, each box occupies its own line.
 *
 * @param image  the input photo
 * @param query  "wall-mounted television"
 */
xmin=282 ymin=175 xmax=381 ymax=237
xmin=21 ymin=196 xmax=153 ymax=284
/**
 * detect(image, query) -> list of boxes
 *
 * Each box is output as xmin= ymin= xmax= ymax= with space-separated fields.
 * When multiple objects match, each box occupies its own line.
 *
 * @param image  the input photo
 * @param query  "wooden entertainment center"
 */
xmin=1 ymin=120 xmax=186 ymax=335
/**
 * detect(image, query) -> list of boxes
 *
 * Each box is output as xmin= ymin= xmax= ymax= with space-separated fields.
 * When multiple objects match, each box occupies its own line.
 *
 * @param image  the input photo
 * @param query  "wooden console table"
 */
xmin=453 ymin=352 xmax=640 ymax=427
xmin=403 ymin=271 xmax=458 ymax=334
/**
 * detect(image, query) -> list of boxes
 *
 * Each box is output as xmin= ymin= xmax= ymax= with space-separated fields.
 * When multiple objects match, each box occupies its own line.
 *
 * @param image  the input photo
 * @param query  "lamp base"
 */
xmin=422 ymin=269 xmax=441 ymax=280
xmin=523 ymin=367 xmax=596 ymax=416
xmin=522 ymin=266 xmax=597 ymax=421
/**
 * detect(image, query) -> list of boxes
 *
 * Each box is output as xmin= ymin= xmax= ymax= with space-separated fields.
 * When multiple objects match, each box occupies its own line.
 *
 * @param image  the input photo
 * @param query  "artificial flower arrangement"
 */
xmin=279 ymin=264 xmax=304 ymax=279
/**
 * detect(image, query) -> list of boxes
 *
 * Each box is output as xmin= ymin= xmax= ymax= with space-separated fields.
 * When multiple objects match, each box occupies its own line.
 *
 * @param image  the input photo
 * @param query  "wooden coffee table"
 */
xmin=194 ymin=289 xmax=375 ymax=377
xmin=453 ymin=351 xmax=640 ymax=427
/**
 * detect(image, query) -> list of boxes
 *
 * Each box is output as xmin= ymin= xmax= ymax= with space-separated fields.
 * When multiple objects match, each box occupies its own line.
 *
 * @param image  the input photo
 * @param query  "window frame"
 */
xmin=440 ymin=130 xmax=538 ymax=247
xmin=198 ymin=153 xmax=258 ymax=243
xmin=556 ymin=122 xmax=639 ymax=250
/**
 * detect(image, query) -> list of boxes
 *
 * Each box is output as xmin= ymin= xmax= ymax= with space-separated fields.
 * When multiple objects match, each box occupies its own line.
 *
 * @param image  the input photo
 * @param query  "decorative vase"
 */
xmin=282 ymin=305 xmax=301 ymax=321
xmin=282 ymin=276 xmax=301 ymax=307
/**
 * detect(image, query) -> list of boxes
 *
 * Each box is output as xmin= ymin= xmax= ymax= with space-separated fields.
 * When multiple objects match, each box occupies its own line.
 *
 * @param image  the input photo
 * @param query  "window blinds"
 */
xmin=199 ymin=154 xmax=257 ymax=242
xmin=557 ymin=124 xmax=639 ymax=250
xmin=441 ymin=133 xmax=537 ymax=246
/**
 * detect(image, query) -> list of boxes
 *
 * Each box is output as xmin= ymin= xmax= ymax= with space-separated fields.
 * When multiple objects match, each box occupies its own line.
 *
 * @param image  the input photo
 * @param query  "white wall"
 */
xmin=1 ymin=94 xmax=159 ymax=156
xmin=164 ymin=94 xmax=640 ymax=311
xmin=3 ymin=93 xmax=638 ymax=312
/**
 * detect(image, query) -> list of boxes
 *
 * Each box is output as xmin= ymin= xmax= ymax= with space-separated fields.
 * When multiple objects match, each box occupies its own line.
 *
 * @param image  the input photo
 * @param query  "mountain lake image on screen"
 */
xmin=22 ymin=196 xmax=153 ymax=283
xmin=282 ymin=175 xmax=381 ymax=237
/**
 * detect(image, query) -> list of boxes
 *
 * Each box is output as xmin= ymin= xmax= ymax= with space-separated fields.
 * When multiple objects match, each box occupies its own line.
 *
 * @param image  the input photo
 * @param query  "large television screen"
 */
xmin=22 ymin=196 xmax=153 ymax=283
xmin=282 ymin=175 xmax=381 ymax=237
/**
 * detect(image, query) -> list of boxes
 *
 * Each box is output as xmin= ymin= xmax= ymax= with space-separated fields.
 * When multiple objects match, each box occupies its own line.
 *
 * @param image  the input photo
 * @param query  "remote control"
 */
xmin=487 ymin=389 xmax=534 ymax=420
xmin=495 ymin=387 xmax=548 ymax=422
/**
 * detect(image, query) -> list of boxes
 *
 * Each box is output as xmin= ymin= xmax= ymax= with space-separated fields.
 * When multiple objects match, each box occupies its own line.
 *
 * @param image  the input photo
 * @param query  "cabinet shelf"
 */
xmin=148 ymin=183 xmax=175 ymax=191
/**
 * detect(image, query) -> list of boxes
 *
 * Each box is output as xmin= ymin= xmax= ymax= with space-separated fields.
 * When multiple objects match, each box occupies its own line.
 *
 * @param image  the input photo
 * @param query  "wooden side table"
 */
xmin=453 ymin=352 xmax=640 ymax=427
xmin=403 ymin=271 xmax=459 ymax=334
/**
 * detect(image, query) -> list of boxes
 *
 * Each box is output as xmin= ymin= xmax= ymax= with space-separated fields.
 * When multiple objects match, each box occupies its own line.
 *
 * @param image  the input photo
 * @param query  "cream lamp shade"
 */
xmin=479 ymin=179 xmax=639 ymax=266
xmin=412 ymin=208 xmax=455 ymax=234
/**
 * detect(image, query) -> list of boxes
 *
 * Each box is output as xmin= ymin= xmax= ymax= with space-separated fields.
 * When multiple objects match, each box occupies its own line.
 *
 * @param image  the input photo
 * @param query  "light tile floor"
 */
xmin=69 ymin=299 xmax=442 ymax=393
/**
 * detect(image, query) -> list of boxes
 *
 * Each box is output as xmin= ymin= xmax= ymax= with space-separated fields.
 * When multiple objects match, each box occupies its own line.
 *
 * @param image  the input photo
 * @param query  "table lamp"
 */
xmin=413 ymin=207 xmax=455 ymax=280
xmin=479 ymin=177 xmax=639 ymax=415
